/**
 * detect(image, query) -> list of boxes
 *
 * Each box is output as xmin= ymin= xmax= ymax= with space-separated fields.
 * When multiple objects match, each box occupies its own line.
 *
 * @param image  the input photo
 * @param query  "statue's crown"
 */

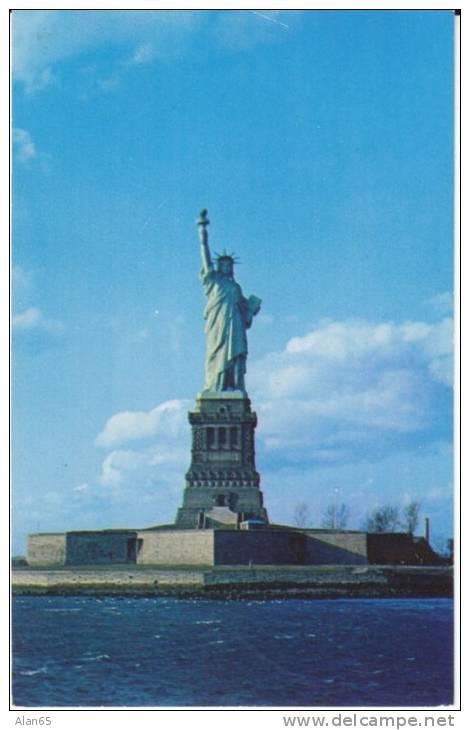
xmin=215 ymin=249 xmax=240 ymax=266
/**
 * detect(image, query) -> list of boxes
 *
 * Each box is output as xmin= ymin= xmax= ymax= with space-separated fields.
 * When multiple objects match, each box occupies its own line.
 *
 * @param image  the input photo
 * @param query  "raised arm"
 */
xmin=197 ymin=209 xmax=213 ymax=275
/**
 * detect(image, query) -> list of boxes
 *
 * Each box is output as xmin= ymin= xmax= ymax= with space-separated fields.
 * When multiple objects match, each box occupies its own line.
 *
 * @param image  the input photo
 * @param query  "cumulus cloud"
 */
xmin=248 ymin=317 xmax=453 ymax=465
xmin=93 ymin=398 xmax=190 ymax=500
xmin=99 ymin=444 xmax=186 ymax=488
xmin=96 ymin=398 xmax=191 ymax=448
xmin=12 ymin=128 xmax=36 ymax=162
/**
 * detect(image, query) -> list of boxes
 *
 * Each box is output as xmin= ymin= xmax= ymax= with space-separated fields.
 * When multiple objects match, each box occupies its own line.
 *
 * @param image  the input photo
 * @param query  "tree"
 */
xmin=402 ymin=501 xmax=421 ymax=535
xmin=321 ymin=503 xmax=350 ymax=529
xmin=365 ymin=505 xmax=400 ymax=533
xmin=293 ymin=502 xmax=310 ymax=528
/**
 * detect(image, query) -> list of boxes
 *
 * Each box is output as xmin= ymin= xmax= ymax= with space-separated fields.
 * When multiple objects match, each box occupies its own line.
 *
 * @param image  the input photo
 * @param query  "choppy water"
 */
xmin=12 ymin=596 xmax=453 ymax=707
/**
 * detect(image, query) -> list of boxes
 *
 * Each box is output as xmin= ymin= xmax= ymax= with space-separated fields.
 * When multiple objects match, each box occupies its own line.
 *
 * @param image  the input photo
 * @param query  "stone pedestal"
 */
xmin=175 ymin=390 xmax=268 ymax=528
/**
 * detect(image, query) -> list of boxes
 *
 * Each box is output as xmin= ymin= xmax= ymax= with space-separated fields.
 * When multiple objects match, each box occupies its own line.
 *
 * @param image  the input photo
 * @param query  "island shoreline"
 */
xmin=12 ymin=565 xmax=453 ymax=599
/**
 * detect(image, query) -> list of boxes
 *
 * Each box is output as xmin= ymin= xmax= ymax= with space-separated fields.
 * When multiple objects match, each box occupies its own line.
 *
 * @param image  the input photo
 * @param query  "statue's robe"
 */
xmin=201 ymin=269 xmax=254 ymax=391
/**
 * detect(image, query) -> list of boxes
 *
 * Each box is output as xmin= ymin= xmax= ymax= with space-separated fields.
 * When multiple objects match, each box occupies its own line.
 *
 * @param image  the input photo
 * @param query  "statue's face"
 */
xmin=218 ymin=259 xmax=233 ymax=277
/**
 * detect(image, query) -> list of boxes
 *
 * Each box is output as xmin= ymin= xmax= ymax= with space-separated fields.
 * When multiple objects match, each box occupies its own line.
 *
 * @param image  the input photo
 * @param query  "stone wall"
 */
xmin=304 ymin=531 xmax=368 ymax=565
xmin=214 ymin=529 xmax=305 ymax=565
xmin=27 ymin=533 xmax=66 ymax=567
xmin=12 ymin=568 xmax=205 ymax=589
xmin=27 ymin=528 xmax=438 ymax=569
xmin=137 ymin=529 xmax=215 ymax=565
xmin=66 ymin=531 xmax=138 ymax=565
xmin=213 ymin=529 xmax=368 ymax=566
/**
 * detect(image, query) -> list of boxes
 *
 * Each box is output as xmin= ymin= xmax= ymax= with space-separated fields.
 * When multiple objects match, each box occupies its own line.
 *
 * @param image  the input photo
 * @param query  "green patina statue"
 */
xmin=197 ymin=209 xmax=261 ymax=393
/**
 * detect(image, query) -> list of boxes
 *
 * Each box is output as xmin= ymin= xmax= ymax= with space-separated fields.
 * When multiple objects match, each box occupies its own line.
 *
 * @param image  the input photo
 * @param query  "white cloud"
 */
xmin=13 ymin=307 xmax=65 ymax=354
xmin=12 ymin=306 xmax=64 ymax=333
xmin=96 ymin=398 xmax=191 ymax=448
xmin=12 ymin=265 xmax=32 ymax=290
xmin=91 ymin=398 xmax=189 ymax=500
xmin=12 ymin=10 xmax=297 ymax=94
xmin=99 ymin=443 xmax=186 ymax=488
xmin=74 ymin=483 xmax=90 ymax=493
xmin=130 ymin=43 xmax=157 ymax=65
xmin=12 ymin=307 xmax=41 ymax=330
xmin=100 ymin=449 xmax=149 ymax=487
xmin=12 ymin=128 xmax=36 ymax=162
xmin=428 ymin=356 xmax=453 ymax=387
xmin=248 ymin=317 xmax=453 ymax=464
xmin=426 ymin=291 xmax=453 ymax=316
xmin=91 ymin=315 xmax=452 ymax=509
xmin=11 ymin=271 xmax=68 ymax=355
xmin=12 ymin=10 xmax=203 ymax=92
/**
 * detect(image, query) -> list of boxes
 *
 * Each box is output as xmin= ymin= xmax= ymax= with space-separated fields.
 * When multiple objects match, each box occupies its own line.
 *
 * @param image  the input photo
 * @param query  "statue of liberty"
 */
xmin=197 ymin=209 xmax=261 ymax=393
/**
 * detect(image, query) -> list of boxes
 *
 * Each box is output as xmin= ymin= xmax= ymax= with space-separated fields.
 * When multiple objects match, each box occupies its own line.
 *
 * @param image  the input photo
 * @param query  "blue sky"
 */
xmin=12 ymin=9 xmax=454 ymax=554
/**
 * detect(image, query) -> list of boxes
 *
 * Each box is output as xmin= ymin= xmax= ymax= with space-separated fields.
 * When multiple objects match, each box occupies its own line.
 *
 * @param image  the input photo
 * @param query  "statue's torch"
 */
xmin=197 ymin=209 xmax=210 ymax=245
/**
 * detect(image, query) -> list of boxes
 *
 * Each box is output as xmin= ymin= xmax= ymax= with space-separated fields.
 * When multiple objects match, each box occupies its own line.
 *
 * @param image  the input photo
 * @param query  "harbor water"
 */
xmin=12 ymin=596 xmax=453 ymax=707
